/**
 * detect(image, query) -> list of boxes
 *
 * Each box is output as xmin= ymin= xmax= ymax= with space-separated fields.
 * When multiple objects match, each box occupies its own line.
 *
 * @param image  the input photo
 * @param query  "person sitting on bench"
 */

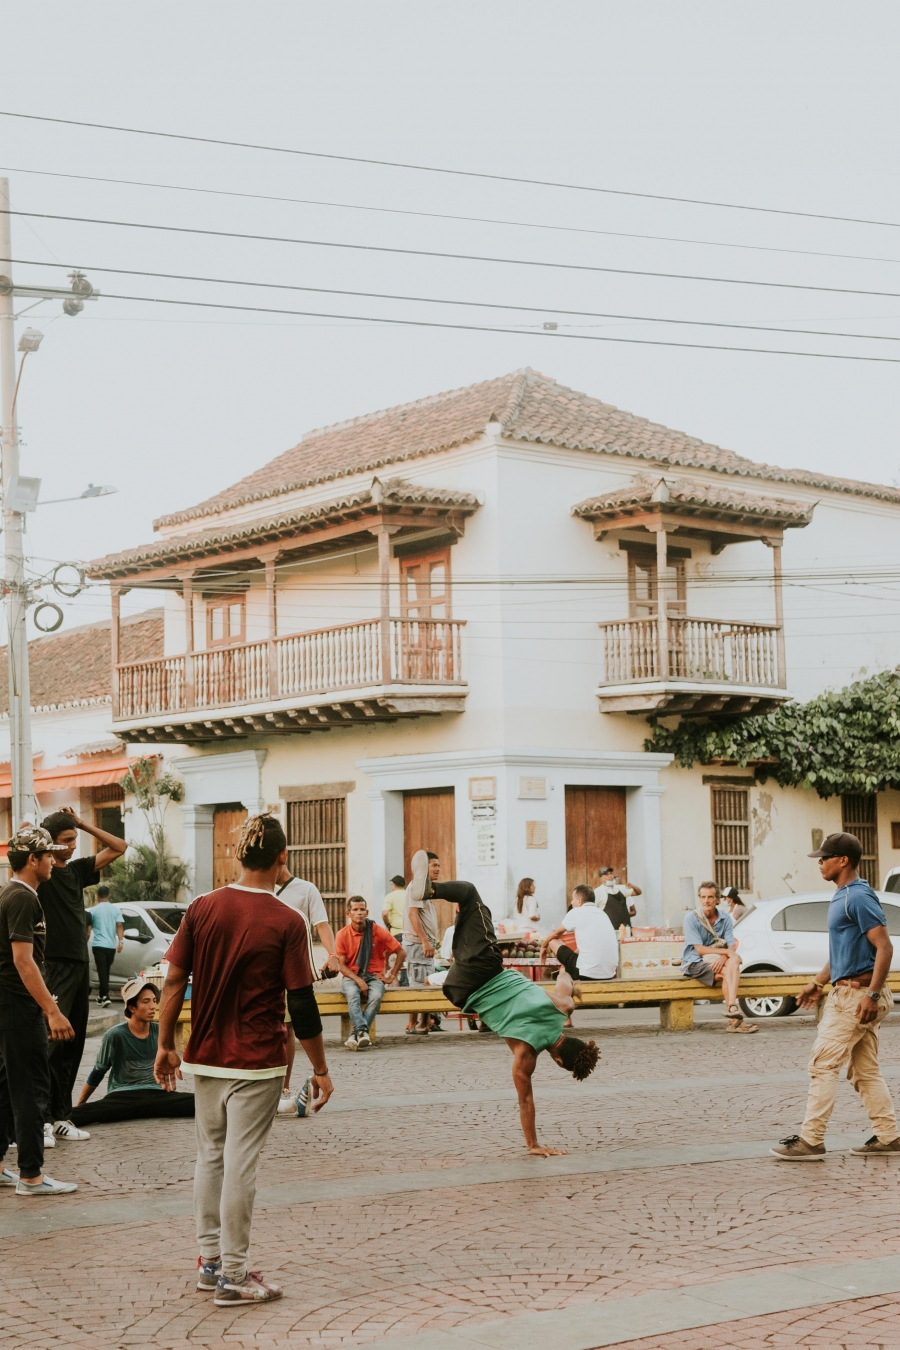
xmin=409 ymin=852 xmax=599 ymax=1156
xmin=540 ymin=885 xmax=619 ymax=984
xmin=71 ymin=981 xmax=196 ymax=1125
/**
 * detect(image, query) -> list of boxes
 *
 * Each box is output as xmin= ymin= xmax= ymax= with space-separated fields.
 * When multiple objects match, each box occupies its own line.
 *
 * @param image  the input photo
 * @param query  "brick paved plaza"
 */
xmin=3 ymin=1006 xmax=900 ymax=1350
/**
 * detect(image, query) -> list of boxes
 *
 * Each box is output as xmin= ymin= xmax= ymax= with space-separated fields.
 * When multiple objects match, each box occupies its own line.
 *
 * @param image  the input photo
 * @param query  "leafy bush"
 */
xmin=645 ymin=668 xmax=900 ymax=798
xmin=104 ymin=842 xmax=192 ymax=908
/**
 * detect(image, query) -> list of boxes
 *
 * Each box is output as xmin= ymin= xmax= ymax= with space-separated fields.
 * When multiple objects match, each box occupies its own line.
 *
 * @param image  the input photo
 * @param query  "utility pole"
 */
xmin=0 ymin=180 xmax=99 ymax=828
xmin=0 ymin=177 xmax=35 ymax=828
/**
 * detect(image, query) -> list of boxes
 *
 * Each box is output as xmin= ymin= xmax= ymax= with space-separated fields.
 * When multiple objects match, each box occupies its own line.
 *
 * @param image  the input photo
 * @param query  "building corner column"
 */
xmin=179 ymin=803 xmax=215 ymax=895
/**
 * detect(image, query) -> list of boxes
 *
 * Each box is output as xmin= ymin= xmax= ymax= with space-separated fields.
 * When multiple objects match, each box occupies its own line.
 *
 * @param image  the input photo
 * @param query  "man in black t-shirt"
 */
xmin=39 ymin=808 xmax=127 ymax=1140
xmin=0 ymin=826 xmax=78 ymax=1194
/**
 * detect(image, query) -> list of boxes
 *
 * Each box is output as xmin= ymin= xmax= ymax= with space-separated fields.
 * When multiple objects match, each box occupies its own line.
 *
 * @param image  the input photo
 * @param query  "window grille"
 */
xmin=711 ymin=787 xmax=750 ymax=893
xmin=286 ymin=796 xmax=347 ymax=932
xmin=841 ymin=794 xmax=879 ymax=888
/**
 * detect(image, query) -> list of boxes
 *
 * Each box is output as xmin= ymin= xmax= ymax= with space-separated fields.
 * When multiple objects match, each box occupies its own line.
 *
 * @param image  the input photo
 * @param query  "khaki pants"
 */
xmin=801 ymin=984 xmax=898 ymax=1146
xmin=193 ymin=1074 xmax=284 ymax=1282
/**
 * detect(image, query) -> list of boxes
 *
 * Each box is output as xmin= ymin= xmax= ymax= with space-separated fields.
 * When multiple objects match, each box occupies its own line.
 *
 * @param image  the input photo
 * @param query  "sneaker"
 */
xmin=344 ymin=1032 xmax=359 ymax=1050
xmin=53 ymin=1120 xmax=90 ymax=1140
xmin=770 ymin=1134 xmax=825 ymax=1161
xmin=294 ymin=1076 xmax=313 ymax=1118
xmin=356 ymin=1030 xmax=371 ymax=1049
xmin=214 ymin=1270 xmax=283 ymax=1306
xmin=408 ymin=849 xmax=432 ymax=905
xmin=15 ymin=1174 xmax=78 ymax=1195
xmin=99 ymin=997 xmax=111 ymax=1008
xmin=197 ymin=1256 xmax=222 ymax=1291
xmin=0 ymin=1167 xmax=18 ymax=1186
xmin=42 ymin=1124 xmax=56 ymax=1149
xmin=277 ymin=1089 xmax=298 ymax=1116
xmin=850 ymin=1135 xmax=900 ymax=1156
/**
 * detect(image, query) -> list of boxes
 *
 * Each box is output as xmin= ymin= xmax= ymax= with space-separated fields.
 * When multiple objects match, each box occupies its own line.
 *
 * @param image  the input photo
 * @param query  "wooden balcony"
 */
xmin=114 ymin=617 xmax=466 ymax=743
xmin=597 ymin=616 xmax=790 ymax=717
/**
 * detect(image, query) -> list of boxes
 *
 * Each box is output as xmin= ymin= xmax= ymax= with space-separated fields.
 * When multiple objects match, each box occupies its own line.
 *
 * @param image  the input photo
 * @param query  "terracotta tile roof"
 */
xmin=0 ymin=610 xmax=163 ymax=713
xmin=88 ymin=479 xmax=480 ymax=579
xmin=155 ymin=368 xmax=900 ymax=529
xmin=573 ymin=474 xmax=815 ymax=529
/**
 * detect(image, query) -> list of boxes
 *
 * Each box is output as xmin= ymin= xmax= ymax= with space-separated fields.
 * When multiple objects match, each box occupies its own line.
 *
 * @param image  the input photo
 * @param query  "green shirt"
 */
xmin=92 ymin=1021 xmax=161 ymax=1093
xmin=463 ymin=969 xmax=565 ymax=1053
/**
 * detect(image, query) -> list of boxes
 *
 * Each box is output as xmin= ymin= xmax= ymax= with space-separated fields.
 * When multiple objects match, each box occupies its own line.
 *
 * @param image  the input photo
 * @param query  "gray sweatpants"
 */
xmin=193 ymin=1073 xmax=284 ymax=1281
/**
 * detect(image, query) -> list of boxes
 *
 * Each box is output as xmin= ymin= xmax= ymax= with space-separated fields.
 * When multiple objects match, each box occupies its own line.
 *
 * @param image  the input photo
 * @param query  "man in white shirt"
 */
xmin=275 ymin=866 xmax=339 ymax=977
xmin=540 ymin=885 xmax=619 ymax=983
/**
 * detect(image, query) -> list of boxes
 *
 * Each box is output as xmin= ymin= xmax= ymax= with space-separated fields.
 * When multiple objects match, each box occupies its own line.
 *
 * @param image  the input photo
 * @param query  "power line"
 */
xmin=10 ymin=208 xmax=900 ymax=304
xmin=8 ymin=256 xmax=900 ymax=346
xmin=6 ymin=163 xmax=900 ymax=271
xmin=2 ymin=108 xmax=899 ymax=231
xmin=67 ymin=288 xmax=900 ymax=363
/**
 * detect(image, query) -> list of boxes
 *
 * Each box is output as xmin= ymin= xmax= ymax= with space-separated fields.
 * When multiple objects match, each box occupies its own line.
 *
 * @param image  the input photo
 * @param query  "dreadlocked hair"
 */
xmin=235 ymin=813 xmax=287 ymax=870
xmin=556 ymin=1036 xmax=600 ymax=1081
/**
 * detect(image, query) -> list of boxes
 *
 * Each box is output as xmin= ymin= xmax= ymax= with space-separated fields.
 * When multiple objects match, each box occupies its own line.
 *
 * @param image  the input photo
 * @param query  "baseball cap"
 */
xmin=808 ymin=831 xmax=862 ymax=865
xmin=8 ymin=825 xmax=68 ymax=855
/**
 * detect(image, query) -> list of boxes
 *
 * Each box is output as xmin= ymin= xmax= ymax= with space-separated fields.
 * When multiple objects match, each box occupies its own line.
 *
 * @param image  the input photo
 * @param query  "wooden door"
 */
xmin=564 ymin=787 xmax=627 ymax=898
xmin=403 ymin=788 xmax=456 ymax=937
xmin=213 ymin=804 xmax=247 ymax=890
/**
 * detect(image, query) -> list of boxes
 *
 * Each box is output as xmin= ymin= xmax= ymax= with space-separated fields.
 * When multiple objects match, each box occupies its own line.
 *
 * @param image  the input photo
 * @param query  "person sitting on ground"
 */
xmin=413 ymin=853 xmax=599 ymax=1156
xmin=541 ymin=885 xmax=619 ymax=984
xmin=595 ymin=867 xmax=640 ymax=931
xmin=71 ymin=981 xmax=196 ymax=1126
xmin=87 ymin=884 xmax=123 ymax=1009
xmin=404 ymin=851 xmax=441 ymax=1035
xmin=334 ymin=897 xmax=406 ymax=1050
xmin=0 ymin=826 xmax=77 ymax=1196
xmin=682 ymin=881 xmax=756 ymax=1033
xmin=515 ymin=878 xmax=540 ymax=925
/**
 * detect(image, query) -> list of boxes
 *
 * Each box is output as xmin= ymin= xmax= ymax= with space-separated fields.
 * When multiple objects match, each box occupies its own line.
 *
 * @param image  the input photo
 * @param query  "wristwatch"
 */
xmin=866 ymin=989 xmax=882 ymax=1002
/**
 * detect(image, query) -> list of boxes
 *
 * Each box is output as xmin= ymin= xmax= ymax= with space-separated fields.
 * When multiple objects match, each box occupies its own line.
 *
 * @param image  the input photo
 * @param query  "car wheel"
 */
xmin=738 ymin=994 xmax=797 ymax=1019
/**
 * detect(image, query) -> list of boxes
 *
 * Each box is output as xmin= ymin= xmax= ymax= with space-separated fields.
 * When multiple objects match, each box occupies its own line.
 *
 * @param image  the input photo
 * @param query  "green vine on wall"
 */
xmin=644 ymin=669 xmax=900 ymax=798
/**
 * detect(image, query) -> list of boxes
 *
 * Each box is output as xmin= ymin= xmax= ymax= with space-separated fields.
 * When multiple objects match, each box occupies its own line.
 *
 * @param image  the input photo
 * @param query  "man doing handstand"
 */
xmin=408 ymin=852 xmax=599 ymax=1156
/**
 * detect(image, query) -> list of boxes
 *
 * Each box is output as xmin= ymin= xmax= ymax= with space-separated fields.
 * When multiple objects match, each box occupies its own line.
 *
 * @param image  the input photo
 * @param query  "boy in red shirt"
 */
xmin=335 ymin=896 xmax=405 ymax=1050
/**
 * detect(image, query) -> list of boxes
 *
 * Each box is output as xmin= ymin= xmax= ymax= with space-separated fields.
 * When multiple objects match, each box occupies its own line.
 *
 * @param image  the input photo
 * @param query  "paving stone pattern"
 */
xmin=2 ymin=1012 xmax=900 ymax=1348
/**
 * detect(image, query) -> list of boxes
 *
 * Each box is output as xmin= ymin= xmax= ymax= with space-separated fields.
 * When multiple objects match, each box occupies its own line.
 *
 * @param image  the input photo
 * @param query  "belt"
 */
xmin=834 ymin=974 xmax=876 ymax=988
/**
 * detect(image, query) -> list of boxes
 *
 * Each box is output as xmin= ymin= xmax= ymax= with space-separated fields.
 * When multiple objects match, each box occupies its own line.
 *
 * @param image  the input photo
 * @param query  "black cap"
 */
xmin=809 ymin=832 xmax=862 ymax=866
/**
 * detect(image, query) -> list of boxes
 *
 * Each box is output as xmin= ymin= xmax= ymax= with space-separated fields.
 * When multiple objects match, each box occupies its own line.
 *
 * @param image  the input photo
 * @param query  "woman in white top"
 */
xmin=515 ymin=877 xmax=540 ymax=925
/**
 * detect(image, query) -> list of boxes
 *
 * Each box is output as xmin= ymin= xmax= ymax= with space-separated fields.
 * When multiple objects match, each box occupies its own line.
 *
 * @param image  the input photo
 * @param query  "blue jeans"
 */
xmin=342 ymin=974 xmax=386 ymax=1034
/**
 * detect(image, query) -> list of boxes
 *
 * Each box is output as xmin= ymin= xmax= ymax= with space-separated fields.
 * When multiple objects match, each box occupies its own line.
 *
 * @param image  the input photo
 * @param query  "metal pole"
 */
xmin=0 ymin=179 xmax=36 ymax=826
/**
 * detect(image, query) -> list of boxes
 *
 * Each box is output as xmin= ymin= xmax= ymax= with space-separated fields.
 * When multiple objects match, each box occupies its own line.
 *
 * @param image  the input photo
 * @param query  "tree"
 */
xmin=644 ymin=668 xmax=900 ymax=798
xmin=105 ymin=842 xmax=192 ymax=910
xmin=117 ymin=757 xmax=188 ymax=901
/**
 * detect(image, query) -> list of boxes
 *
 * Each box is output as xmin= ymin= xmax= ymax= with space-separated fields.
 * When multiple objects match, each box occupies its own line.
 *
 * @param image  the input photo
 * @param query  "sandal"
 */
xmin=724 ymin=1004 xmax=743 ymax=1020
xmin=727 ymin=1019 xmax=758 ymax=1033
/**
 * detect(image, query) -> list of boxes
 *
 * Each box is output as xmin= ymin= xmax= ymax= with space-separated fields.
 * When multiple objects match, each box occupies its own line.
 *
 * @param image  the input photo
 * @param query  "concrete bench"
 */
xmin=170 ymin=973 xmax=900 ymax=1049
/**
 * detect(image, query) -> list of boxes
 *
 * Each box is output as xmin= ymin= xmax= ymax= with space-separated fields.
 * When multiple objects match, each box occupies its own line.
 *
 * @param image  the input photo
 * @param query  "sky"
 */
xmin=2 ymin=1 xmax=900 ymax=633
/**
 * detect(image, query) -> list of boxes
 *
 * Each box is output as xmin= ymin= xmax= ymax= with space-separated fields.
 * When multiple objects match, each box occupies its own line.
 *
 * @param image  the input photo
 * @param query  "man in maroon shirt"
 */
xmin=334 ymin=896 xmax=406 ymax=1049
xmin=155 ymin=814 xmax=333 ymax=1307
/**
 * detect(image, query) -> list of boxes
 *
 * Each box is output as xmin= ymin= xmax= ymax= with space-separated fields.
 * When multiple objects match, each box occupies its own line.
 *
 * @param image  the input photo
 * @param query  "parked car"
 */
xmin=87 ymin=901 xmax=188 ymax=992
xmin=734 ymin=890 xmax=900 ymax=1019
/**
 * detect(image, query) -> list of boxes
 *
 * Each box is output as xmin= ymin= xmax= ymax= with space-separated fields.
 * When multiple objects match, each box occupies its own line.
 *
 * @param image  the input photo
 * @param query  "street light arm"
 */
xmin=8 ymin=349 xmax=27 ymax=425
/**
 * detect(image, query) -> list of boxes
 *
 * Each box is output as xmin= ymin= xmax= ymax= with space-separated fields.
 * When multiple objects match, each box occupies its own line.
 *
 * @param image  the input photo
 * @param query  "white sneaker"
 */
xmin=0 ymin=1167 xmax=18 ymax=1186
xmin=16 ymin=1174 xmax=78 ymax=1195
xmin=53 ymin=1120 xmax=90 ymax=1141
xmin=408 ymin=849 xmax=432 ymax=905
xmin=42 ymin=1124 xmax=56 ymax=1149
xmin=344 ymin=1032 xmax=359 ymax=1050
xmin=356 ymin=1030 xmax=371 ymax=1049
xmin=276 ymin=1091 xmax=298 ymax=1117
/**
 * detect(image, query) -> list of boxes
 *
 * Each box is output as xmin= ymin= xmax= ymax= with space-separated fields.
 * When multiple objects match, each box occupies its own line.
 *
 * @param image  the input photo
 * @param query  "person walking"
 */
xmin=71 ymin=981 xmax=195 ymax=1126
xmin=155 ymin=813 xmax=334 ymax=1305
xmin=38 ymin=808 xmax=127 ymax=1144
xmin=334 ymin=896 xmax=406 ymax=1049
xmin=87 ymin=884 xmax=123 ymax=1007
xmin=772 ymin=832 xmax=900 ymax=1160
xmin=0 ymin=826 xmax=77 ymax=1195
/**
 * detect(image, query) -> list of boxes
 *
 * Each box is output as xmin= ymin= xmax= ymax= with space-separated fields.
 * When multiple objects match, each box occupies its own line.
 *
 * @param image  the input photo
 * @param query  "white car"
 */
xmin=734 ymin=890 xmax=900 ymax=1019
xmin=88 ymin=902 xmax=188 ymax=991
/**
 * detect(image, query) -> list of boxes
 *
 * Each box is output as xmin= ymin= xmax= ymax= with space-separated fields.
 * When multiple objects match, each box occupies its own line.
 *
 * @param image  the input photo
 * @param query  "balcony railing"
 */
xmin=599 ymin=616 xmax=783 ymax=687
xmin=115 ymin=617 xmax=465 ymax=720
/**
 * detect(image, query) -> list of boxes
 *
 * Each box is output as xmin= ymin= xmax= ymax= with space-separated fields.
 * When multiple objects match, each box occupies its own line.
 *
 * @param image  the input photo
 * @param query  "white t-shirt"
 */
xmin=519 ymin=892 xmax=540 ymax=923
xmin=440 ymin=925 xmax=455 ymax=961
xmin=276 ymin=877 xmax=329 ymax=930
xmin=562 ymin=903 xmax=618 ymax=980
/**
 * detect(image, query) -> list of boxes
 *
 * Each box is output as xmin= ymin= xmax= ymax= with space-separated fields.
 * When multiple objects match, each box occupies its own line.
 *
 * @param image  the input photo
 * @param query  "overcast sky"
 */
xmin=3 ymin=2 xmax=900 ymax=632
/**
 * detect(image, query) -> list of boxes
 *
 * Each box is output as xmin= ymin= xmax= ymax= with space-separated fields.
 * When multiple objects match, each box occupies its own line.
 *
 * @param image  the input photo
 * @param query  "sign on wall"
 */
xmin=469 ymin=776 xmax=496 ymax=800
xmin=475 ymin=820 xmax=498 ymax=865
xmin=518 ymin=777 xmax=547 ymax=799
xmin=525 ymin=820 xmax=548 ymax=849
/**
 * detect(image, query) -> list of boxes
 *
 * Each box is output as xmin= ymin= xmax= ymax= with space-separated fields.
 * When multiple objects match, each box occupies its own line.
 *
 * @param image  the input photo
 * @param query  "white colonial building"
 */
xmin=86 ymin=369 xmax=900 ymax=931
